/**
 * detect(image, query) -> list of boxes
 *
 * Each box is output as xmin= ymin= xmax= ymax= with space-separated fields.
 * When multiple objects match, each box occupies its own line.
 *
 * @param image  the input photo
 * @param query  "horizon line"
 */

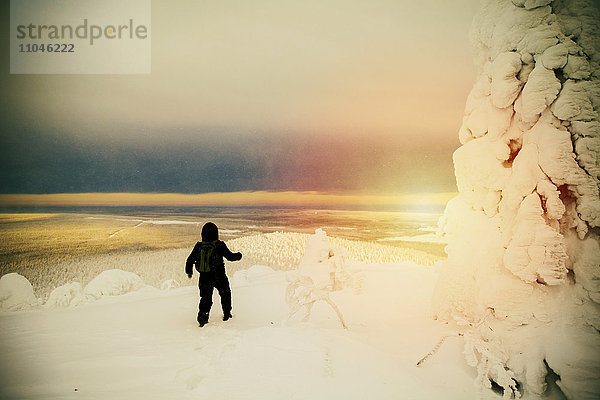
xmin=0 ymin=191 xmax=457 ymax=209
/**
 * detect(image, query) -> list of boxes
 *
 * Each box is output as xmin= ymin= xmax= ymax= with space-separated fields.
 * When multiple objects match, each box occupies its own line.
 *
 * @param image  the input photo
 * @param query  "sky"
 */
xmin=0 ymin=0 xmax=480 ymax=206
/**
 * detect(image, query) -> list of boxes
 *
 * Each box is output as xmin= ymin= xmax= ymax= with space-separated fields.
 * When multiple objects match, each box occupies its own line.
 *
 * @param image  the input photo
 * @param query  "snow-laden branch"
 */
xmin=432 ymin=0 xmax=600 ymax=398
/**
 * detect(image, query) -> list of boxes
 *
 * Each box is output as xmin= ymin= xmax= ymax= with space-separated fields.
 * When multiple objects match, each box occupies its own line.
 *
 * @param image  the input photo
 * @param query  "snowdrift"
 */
xmin=83 ymin=269 xmax=145 ymax=299
xmin=0 ymin=273 xmax=39 ymax=311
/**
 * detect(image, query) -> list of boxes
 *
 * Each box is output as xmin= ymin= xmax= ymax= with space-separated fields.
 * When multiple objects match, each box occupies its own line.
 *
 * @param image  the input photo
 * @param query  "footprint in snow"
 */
xmin=177 ymin=325 xmax=242 ymax=391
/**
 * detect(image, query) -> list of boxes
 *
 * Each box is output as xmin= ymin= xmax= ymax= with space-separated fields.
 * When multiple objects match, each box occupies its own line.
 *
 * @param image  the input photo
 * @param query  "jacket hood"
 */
xmin=201 ymin=222 xmax=219 ymax=241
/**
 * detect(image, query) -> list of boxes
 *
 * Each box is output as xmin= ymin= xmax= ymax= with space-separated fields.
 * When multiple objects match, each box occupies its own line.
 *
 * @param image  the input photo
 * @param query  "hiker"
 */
xmin=186 ymin=222 xmax=242 ymax=327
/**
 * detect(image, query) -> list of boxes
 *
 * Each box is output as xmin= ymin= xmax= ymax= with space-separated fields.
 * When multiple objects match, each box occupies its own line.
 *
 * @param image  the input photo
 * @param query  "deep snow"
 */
xmin=1 ymin=261 xmax=481 ymax=400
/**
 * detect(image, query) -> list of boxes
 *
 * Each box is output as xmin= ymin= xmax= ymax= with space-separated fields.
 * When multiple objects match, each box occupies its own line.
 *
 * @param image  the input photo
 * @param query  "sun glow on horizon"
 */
xmin=0 ymin=191 xmax=456 ymax=211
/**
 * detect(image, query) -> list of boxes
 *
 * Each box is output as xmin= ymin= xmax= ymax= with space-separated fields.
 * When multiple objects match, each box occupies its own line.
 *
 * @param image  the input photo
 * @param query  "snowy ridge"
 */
xmin=377 ymin=234 xmax=447 ymax=244
xmin=433 ymin=0 xmax=600 ymax=398
xmin=3 ymin=231 xmax=441 ymax=304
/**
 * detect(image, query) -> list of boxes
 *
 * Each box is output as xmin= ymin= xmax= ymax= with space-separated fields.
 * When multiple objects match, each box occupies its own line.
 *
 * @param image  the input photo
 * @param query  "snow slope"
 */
xmin=1 ymin=262 xmax=481 ymax=400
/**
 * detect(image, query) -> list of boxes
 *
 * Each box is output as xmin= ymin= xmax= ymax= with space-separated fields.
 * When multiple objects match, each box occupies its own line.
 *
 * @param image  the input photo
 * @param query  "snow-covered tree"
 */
xmin=432 ymin=0 xmax=600 ymax=398
xmin=286 ymin=229 xmax=348 ymax=329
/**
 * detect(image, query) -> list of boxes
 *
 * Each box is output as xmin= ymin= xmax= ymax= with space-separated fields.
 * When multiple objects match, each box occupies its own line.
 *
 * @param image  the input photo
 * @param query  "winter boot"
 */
xmin=197 ymin=312 xmax=209 ymax=327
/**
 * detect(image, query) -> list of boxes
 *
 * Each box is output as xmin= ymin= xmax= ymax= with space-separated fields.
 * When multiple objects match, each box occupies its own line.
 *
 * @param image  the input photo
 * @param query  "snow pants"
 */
xmin=197 ymin=269 xmax=232 ymax=324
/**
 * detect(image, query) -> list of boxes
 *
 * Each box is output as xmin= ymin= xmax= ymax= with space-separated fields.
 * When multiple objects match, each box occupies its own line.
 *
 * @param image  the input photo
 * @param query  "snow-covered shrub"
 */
xmin=83 ymin=269 xmax=144 ymax=299
xmin=432 ymin=1 xmax=600 ymax=398
xmin=0 ymin=273 xmax=39 ymax=311
xmin=44 ymin=282 xmax=86 ymax=308
xmin=160 ymin=279 xmax=180 ymax=290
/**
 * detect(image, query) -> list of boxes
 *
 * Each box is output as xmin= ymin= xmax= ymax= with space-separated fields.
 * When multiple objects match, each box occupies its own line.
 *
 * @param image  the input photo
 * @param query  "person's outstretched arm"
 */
xmin=219 ymin=241 xmax=242 ymax=262
xmin=185 ymin=242 xmax=201 ymax=277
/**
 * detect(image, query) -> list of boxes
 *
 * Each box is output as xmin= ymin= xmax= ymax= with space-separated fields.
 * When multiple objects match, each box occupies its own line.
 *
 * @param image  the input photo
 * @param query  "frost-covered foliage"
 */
xmin=160 ymin=279 xmax=180 ymax=291
xmin=2 ymin=231 xmax=439 ymax=304
xmin=45 ymin=282 xmax=86 ymax=308
xmin=229 ymin=231 xmax=441 ymax=273
xmin=432 ymin=0 xmax=600 ymax=398
xmin=229 ymin=232 xmax=307 ymax=272
xmin=18 ymin=248 xmax=191 ymax=300
xmin=286 ymin=229 xmax=348 ymax=329
xmin=0 ymin=273 xmax=39 ymax=311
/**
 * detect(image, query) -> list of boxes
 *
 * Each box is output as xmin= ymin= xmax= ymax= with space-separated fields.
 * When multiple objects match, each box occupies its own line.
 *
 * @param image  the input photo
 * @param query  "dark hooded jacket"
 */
xmin=185 ymin=222 xmax=242 ymax=275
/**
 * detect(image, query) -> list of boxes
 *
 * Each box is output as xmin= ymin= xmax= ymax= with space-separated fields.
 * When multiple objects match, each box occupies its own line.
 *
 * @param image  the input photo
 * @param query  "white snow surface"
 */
xmin=434 ymin=0 xmax=600 ymax=398
xmin=1 ymin=260 xmax=484 ymax=399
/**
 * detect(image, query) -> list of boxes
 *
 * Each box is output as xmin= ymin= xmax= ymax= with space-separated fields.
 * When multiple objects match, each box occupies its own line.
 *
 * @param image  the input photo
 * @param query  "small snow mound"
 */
xmin=45 ymin=282 xmax=86 ymax=308
xmin=232 ymin=265 xmax=277 ymax=286
xmin=246 ymin=265 xmax=275 ymax=281
xmin=160 ymin=279 xmax=180 ymax=290
xmin=83 ymin=269 xmax=144 ymax=299
xmin=231 ymin=270 xmax=247 ymax=286
xmin=0 ymin=273 xmax=39 ymax=311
